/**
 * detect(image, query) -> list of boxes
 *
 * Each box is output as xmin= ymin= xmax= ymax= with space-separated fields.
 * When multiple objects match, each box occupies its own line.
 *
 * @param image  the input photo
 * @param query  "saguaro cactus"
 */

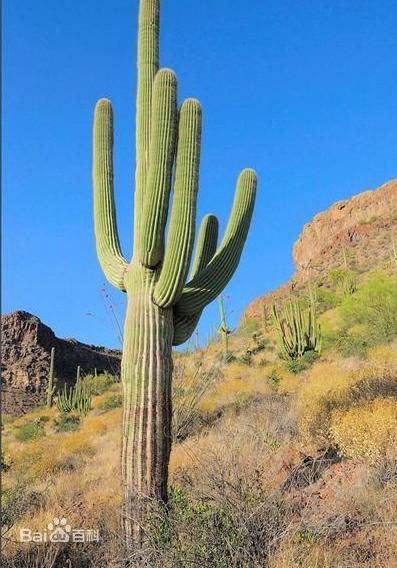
xmin=93 ymin=0 xmax=257 ymax=546
xmin=46 ymin=347 xmax=56 ymax=407
xmin=218 ymin=295 xmax=233 ymax=357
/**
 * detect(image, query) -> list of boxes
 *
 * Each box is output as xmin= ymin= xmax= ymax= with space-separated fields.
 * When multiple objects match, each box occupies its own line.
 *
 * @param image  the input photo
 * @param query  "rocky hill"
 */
xmin=246 ymin=179 xmax=397 ymax=318
xmin=1 ymin=311 xmax=121 ymax=414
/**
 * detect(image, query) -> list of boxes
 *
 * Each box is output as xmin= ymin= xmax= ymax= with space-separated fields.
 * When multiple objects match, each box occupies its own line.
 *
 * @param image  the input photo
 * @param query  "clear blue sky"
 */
xmin=3 ymin=0 xmax=396 ymax=349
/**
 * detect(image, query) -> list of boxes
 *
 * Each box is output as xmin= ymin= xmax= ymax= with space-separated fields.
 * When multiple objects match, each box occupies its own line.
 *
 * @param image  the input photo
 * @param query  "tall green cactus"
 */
xmin=218 ymin=295 xmax=232 ymax=357
xmin=272 ymin=300 xmax=321 ymax=360
xmin=93 ymin=0 xmax=257 ymax=546
xmin=46 ymin=347 xmax=56 ymax=408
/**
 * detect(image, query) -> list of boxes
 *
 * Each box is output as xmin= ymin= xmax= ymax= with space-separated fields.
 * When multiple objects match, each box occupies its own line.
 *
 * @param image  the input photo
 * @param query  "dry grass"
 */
xmin=2 ymin=336 xmax=397 ymax=567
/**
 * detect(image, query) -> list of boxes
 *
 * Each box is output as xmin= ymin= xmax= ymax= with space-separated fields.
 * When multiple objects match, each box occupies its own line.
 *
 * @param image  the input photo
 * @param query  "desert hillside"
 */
xmin=2 ymin=180 xmax=397 ymax=568
xmin=246 ymin=178 xmax=397 ymax=318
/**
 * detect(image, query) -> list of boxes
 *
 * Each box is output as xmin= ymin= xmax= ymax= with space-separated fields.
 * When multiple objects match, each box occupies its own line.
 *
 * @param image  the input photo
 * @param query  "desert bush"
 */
xmin=239 ymin=315 xmax=261 ymax=336
xmin=54 ymin=413 xmax=80 ymax=433
xmin=267 ymin=368 xmax=281 ymax=390
xmin=285 ymin=351 xmax=320 ymax=374
xmin=84 ymin=372 xmax=117 ymax=395
xmin=336 ymin=271 xmax=397 ymax=356
xmin=315 ymin=286 xmax=339 ymax=313
xmin=330 ymin=398 xmax=397 ymax=464
xmin=172 ymin=362 xmax=220 ymax=442
xmin=239 ymin=349 xmax=253 ymax=365
xmin=98 ymin=393 xmax=123 ymax=412
xmin=1 ymin=482 xmax=45 ymax=537
xmin=298 ymin=348 xmax=397 ymax=447
xmin=328 ymin=267 xmax=357 ymax=297
xmin=15 ymin=420 xmax=46 ymax=442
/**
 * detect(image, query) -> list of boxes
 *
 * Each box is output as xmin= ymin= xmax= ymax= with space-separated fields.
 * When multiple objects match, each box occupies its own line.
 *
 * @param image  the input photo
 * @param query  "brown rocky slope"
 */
xmin=246 ymin=179 xmax=397 ymax=318
xmin=1 ymin=311 xmax=121 ymax=414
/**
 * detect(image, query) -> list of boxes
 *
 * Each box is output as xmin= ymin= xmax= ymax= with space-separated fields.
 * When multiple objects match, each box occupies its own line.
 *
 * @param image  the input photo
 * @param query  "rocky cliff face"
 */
xmin=246 ymin=179 xmax=397 ymax=318
xmin=1 ymin=311 xmax=121 ymax=415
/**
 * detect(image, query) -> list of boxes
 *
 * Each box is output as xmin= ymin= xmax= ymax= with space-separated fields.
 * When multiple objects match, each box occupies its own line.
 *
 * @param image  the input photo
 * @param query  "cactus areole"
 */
xmin=92 ymin=0 xmax=257 ymax=547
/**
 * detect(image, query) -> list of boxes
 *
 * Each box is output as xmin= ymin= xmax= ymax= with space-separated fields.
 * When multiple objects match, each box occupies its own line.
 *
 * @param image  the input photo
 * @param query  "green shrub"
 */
xmin=37 ymin=415 xmax=50 ymax=423
xmin=267 ymin=368 xmax=281 ymax=390
xmin=315 ymin=286 xmax=339 ymax=312
xmin=54 ymin=413 xmax=80 ymax=433
xmin=328 ymin=268 xmax=357 ymax=297
xmin=239 ymin=350 xmax=253 ymax=366
xmin=337 ymin=271 xmax=397 ymax=356
xmin=99 ymin=393 xmax=123 ymax=412
xmin=285 ymin=351 xmax=320 ymax=374
xmin=84 ymin=372 xmax=117 ymax=395
xmin=239 ymin=315 xmax=261 ymax=336
xmin=1 ymin=483 xmax=44 ymax=533
xmin=15 ymin=420 xmax=46 ymax=442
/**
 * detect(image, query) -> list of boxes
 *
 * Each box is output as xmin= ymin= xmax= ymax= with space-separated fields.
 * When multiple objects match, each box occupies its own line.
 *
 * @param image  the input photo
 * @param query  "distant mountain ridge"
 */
xmin=1 ymin=311 xmax=121 ymax=414
xmin=246 ymin=179 xmax=397 ymax=318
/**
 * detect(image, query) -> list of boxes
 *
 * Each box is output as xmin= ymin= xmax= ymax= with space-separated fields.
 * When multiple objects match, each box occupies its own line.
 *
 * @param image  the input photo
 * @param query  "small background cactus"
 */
xmin=56 ymin=368 xmax=92 ymax=415
xmin=46 ymin=347 xmax=56 ymax=408
xmin=272 ymin=300 xmax=321 ymax=361
xmin=218 ymin=295 xmax=233 ymax=358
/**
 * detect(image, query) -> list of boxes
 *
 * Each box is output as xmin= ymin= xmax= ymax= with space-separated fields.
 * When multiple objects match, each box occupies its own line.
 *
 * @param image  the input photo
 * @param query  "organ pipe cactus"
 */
xmin=56 ymin=375 xmax=92 ymax=415
xmin=92 ymin=0 xmax=257 ymax=546
xmin=46 ymin=347 xmax=56 ymax=408
xmin=272 ymin=300 xmax=321 ymax=360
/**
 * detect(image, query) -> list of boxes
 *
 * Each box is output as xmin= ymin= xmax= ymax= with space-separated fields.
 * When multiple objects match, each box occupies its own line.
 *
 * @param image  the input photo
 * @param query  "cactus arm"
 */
xmin=174 ymin=168 xmax=257 ymax=315
xmin=172 ymin=214 xmax=219 ymax=346
xmin=134 ymin=0 xmax=160 ymax=244
xmin=189 ymin=214 xmax=219 ymax=278
xmin=154 ymin=99 xmax=202 ymax=307
xmin=139 ymin=69 xmax=178 ymax=267
xmin=93 ymin=99 xmax=128 ymax=291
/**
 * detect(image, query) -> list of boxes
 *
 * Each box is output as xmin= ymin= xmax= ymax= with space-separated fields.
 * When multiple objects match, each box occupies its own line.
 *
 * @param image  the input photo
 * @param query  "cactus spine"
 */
xmin=272 ymin=300 xmax=321 ymax=360
xmin=93 ymin=0 xmax=257 ymax=546
xmin=46 ymin=347 xmax=56 ymax=407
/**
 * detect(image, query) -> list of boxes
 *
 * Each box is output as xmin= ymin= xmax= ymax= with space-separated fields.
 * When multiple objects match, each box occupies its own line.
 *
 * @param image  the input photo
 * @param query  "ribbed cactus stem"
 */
xmin=92 ymin=0 xmax=257 ymax=547
xmin=46 ymin=347 xmax=56 ymax=407
xmin=57 ymin=376 xmax=92 ymax=415
xmin=218 ymin=295 xmax=231 ymax=356
xmin=273 ymin=299 xmax=321 ymax=361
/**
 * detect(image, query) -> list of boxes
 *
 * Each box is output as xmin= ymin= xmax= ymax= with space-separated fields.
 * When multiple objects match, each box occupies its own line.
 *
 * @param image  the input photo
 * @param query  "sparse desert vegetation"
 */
xmin=2 ymin=264 xmax=397 ymax=567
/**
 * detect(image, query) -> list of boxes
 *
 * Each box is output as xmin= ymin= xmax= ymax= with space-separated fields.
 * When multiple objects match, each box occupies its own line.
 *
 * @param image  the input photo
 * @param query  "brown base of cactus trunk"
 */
xmin=121 ymin=266 xmax=174 ymax=550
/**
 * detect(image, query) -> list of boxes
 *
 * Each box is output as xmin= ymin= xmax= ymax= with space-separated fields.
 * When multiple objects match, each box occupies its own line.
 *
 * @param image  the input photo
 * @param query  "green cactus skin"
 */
xmin=46 ymin=347 xmax=56 ymax=408
xmin=218 ymin=295 xmax=232 ymax=356
xmin=93 ymin=0 xmax=257 ymax=546
xmin=56 ymin=373 xmax=92 ymax=416
xmin=272 ymin=300 xmax=321 ymax=361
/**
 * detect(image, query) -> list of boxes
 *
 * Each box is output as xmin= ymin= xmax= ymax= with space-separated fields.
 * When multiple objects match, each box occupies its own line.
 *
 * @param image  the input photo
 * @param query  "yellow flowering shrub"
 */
xmin=297 ymin=362 xmax=354 ymax=445
xmin=330 ymin=398 xmax=397 ymax=464
xmin=297 ymin=346 xmax=397 ymax=447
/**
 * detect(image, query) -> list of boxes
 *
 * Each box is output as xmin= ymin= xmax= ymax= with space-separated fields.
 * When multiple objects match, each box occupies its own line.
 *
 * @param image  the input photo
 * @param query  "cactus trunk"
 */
xmin=121 ymin=266 xmax=173 ymax=545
